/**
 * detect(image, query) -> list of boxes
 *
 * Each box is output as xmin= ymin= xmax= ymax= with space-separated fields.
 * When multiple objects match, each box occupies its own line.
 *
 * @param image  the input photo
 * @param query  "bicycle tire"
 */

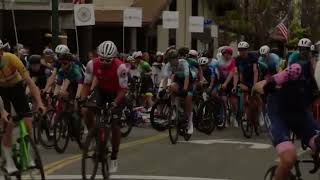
xmin=53 ymin=112 xmax=70 ymax=153
xmin=216 ymin=99 xmax=228 ymax=130
xmin=264 ymin=165 xmax=296 ymax=180
xmin=100 ymin=128 xmax=110 ymax=180
xmin=81 ymin=129 xmax=99 ymax=180
xmin=197 ymin=101 xmax=215 ymax=135
xmin=120 ymin=105 xmax=134 ymax=137
xmin=150 ymin=100 xmax=169 ymax=132
xmin=38 ymin=110 xmax=55 ymax=149
xmin=26 ymin=136 xmax=46 ymax=180
xmin=168 ymin=106 xmax=179 ymax=144
xmin=239 ymin=110 xmax=253 ymax=138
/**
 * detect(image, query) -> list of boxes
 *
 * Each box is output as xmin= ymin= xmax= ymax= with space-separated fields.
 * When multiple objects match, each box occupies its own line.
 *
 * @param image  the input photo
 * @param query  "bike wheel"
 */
xmin=197 ymin=101 xmax=215 ymax=135
xmin=100 ymin=129 xmax=110 ymax=180
xmin=53 ymin=113 xmax=70 ymax=153
xmin=216 ymin=99 xmax=228 ymax=130
xmin=168 ymin=106 xmax=179 ymax=144
xmin=21 ymin=136 xmax=46 ymax=180
xmin=82 ymin=129 xmax=99 ymax=180
xmin=264 ymin=165 xmax=296 ymax=180
xmin=120 ymin=105 xmax=134 ymax=137
xmin=150 ymin=100 xmax=169 ymax=131
xmin=38 ymin=110 xmax=55 ymax=149
xmin=239 ymin=111 xmax=253 ymax=138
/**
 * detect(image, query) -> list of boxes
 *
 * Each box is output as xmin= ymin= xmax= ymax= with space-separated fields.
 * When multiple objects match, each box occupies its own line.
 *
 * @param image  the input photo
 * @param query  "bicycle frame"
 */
xmin=13 ymin=119 xmax=30 ymax=171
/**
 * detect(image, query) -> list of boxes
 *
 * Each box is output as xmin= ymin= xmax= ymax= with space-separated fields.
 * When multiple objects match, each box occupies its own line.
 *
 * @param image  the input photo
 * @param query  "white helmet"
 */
xmin=238 ymin=41 xmax=250 ymax=49
xmin=198 ymin=57 xmax=209 ymax=65
xmin=298 ymin=38 xmax=312 ymax=48
xmin=188 ymin=50 xmax=198 ymax=57
xmin=127 ymin=56 xmax=135 ymax=62
xmin=97 ymin=41 xmax=118 ymax=59
xmin=311 ymin=45 xmax=316 ymax=51
xmin=156 ymin=51 xmax=163 ymax=56
xmin=55 ymin=44 xmax=70 ymax=54
xmin=133 ymin=51 xmax=143 ymax=59
xmin=259 ymin=45 xmax=270 ymax=55
xmin=0 ymin=40 xmax=4 ymax=49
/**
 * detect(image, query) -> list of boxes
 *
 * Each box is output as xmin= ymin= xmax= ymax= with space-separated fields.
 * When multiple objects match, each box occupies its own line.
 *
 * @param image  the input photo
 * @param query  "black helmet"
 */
xmin=166 ymin=49 xmax=178 ymax=61
xmin=178 ymin=47 xmax=189 ymax=58
xmin=28 ymin=55 xmax=41 ymax=65
xmin=58 ymin=53 xmax=73 ymax=62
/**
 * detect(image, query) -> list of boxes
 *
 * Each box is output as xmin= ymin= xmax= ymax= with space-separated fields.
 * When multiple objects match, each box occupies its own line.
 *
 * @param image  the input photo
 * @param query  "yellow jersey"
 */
xmin=0 ymin=52 xmax=27 ymax=87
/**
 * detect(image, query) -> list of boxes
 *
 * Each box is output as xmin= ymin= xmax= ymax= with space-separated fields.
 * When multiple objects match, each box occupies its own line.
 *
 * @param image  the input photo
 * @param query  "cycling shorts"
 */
xmin=174 ymin=77 xmax=195 ymax=97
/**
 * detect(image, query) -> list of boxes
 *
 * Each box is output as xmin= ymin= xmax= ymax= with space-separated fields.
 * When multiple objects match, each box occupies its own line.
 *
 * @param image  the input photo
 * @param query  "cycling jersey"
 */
xmin=162 ymin=59 xmax=190 ymax=79
xmin=217 ymin=58 xmax=236 ymax=80
xmin=258 ymin=53 xmax=280 ymax=79
xmin=186 ymin=57 xmax=199 ymax=79
xmin=137 ymin=61 xmax=151 ymax=75
xmin=0 ymin=52 xmax=28 ymax=87
xmin=288 ymin=51 xmax=309 ymax=64
xmin=202 ymin=62 xmax=217 ymax=83
xmin=56 ymin=63 xmax=83 ymax=86
xmin=29 ymin=65 xmax=51 ymax=89
xmin=92 ymin=58 xmax=128 ymax=93
xmin=236 ymin=53 xmax=258 ymax=88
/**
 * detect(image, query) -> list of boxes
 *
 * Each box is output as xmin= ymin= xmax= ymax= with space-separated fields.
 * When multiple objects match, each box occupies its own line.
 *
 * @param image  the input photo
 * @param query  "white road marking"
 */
xmin=10 ymin=175 xmax=231 ymax=180
xmin=182 ymin=139 xmax=272 ymax=149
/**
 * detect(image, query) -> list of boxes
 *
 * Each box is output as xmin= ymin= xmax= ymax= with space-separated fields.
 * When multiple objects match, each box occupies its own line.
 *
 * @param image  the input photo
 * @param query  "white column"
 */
xmin=157 ymin=25 xmax=169 ymax=52
xmin=176 ymin=0 xmax=192 ymax=49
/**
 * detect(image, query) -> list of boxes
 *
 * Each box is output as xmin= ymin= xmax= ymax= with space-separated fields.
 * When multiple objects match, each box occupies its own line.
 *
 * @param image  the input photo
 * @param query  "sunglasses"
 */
xmin=299 ymin=47 xmax=310 ymax=52
xmin=61 ymin=61 xmax=70 ymax=65
xmin=238 ymin=48 xmax=248 ymax=52
xmin=101 ymin=58 xmax=113 ymax=62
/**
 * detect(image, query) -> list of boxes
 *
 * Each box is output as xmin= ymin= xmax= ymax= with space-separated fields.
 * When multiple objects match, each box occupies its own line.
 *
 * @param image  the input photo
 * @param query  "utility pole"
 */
xmin=51 ymin=0 xmax=59 ymax=48
xmin=0 ymin=0 xmax=5 ymax=38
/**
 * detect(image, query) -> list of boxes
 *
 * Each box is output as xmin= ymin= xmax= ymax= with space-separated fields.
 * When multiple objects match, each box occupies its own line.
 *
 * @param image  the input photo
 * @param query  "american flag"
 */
xmin=270 ymin=15 xmax=289 ymax=42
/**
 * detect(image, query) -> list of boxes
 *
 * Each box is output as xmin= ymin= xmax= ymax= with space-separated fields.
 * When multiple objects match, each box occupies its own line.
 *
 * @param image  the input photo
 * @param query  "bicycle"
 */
xmin=119 ymin=99 xmax=134 ymax=138
xmin=53 ymin=96 xmax=85 ymax=153
xmin=150 ymin=90 xmax=170 ymax=132
xmin=264 ymin=135 xmax=320 ymax=180
xmin=81 ymin=102 xmax=119 ymax=180
xmin=168 ymin=95 xmax=192 ymax=144
xmin=0 ymin=115 xmax=45 ymax=180
xmin=235 ymin=86 xmax=262 ymax=138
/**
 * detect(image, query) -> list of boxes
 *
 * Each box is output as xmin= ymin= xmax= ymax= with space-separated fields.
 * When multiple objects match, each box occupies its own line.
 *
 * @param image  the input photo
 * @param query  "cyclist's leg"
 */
xmin=266 ymin=93 xmax=296 ymax=180
xmin=296 ymin=111 xmax=320 ymax=151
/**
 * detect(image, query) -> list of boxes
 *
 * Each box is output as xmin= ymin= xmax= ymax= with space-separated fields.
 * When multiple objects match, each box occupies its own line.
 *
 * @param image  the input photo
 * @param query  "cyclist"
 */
xmin=54 ymin=52 xmax=83 ymax=100
xmin=0 ymin=40 xmax=45 ymax=174
xmin=254 ymin=38 xmax=320 ymax=180
xmin=43 ymin=44 xmax=70 ymax=93
xmin=28 ymin=55 xmax=51 ymax=91
xmin=85 ymin=41 xmax=129 ymax=173
xmin=214 ymin=47 xmax=238 ymax=127
xmin=258 ymin=45 xmax=280 ymax=81
xmin=162 ymin=49 xmax=195 ymax=134
xmin=41 ymin=48 xmax=56 ymax=70
xmin=152 ymin=51 xmax=164 ymax=88
xmin=198 ymin=57 xmax=217 ymax=93
xmin=133 ymin=51 xmax=153 ymax=109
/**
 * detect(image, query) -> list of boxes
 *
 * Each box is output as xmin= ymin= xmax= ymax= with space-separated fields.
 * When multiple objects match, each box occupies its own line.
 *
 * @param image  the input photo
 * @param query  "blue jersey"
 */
xmin=258 ymin=53 xmax=280 ymax=79
xmin=202 ymin=61 xmax=218 ymax=82
xmin=236 ymin=53 xmax=258 ymax=87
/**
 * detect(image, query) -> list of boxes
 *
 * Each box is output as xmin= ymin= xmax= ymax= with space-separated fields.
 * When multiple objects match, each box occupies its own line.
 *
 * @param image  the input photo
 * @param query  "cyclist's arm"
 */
xmin=253 ymin=63 xmax=259 ymax=85
xmin=224 ymin=70 xmax=235 ymax=86
xmin=114 ymin=64 xmax=129 ymax=105
xmin=81 ymin=60 xmax=93 ymax=100
xmin=183 ymin=62 xmax=190 ymax=90
xmin=44 ymin=68 xmax=57 ymax=92
xmin=233 ymin=67 xmax=239 ymax=88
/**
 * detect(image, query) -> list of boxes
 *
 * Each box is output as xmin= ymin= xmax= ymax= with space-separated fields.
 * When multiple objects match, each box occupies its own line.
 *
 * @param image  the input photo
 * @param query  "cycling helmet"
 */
xmin=259 ymin=45 xmax=270 ymax=55
xmin=28 ymin=55 xmax=41 ymax=65
xmin=188 ymin=50 xmax=198 ymax=57
xmin=156 ymin=51 xmax=163 ymax=56
xmin=97 ymin=41 xmax=118 ymax=59
xmin=127 ymin=56 xmax=135 ymax=62
xmin=58 ymin=52 xmax=73 ymax=62
xmin=166 ymin=49 xmax=179 ymax=61
xmin=55 ymin=44 xmax=70 ymax=54
xmin=133 ymin=51 xmax=143 ymax=59
xmin=43 ymin=48 xmax=54 ymax=56
xmin=178 ymin=47 xmax=189 ymax=58
xmin=238 ymin=41 xmax=250 ymax=49
xmin=0 ymin=40 xmax=4 ymax=50
xmin=198 ymin=57 xmax=209 ymax=65
xmin=311 ymin=45 xmax=316 ymax=52
xmin=221 ymin=47 xmax=233 ymax=55
xmin=298 ymin=38 xmax=312 ymax=48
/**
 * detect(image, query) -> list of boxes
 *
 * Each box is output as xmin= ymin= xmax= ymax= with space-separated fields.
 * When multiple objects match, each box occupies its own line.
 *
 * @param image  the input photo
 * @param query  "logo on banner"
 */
xmin=123 ymin=8 xmax=142 ymax=27
xmin=74 ymin=4 xmax=95 ymax=26
xmin=189 ymin=16 xmax=204 ymax=33
xmin=162 ymin=11 xmax=179 ymax=29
